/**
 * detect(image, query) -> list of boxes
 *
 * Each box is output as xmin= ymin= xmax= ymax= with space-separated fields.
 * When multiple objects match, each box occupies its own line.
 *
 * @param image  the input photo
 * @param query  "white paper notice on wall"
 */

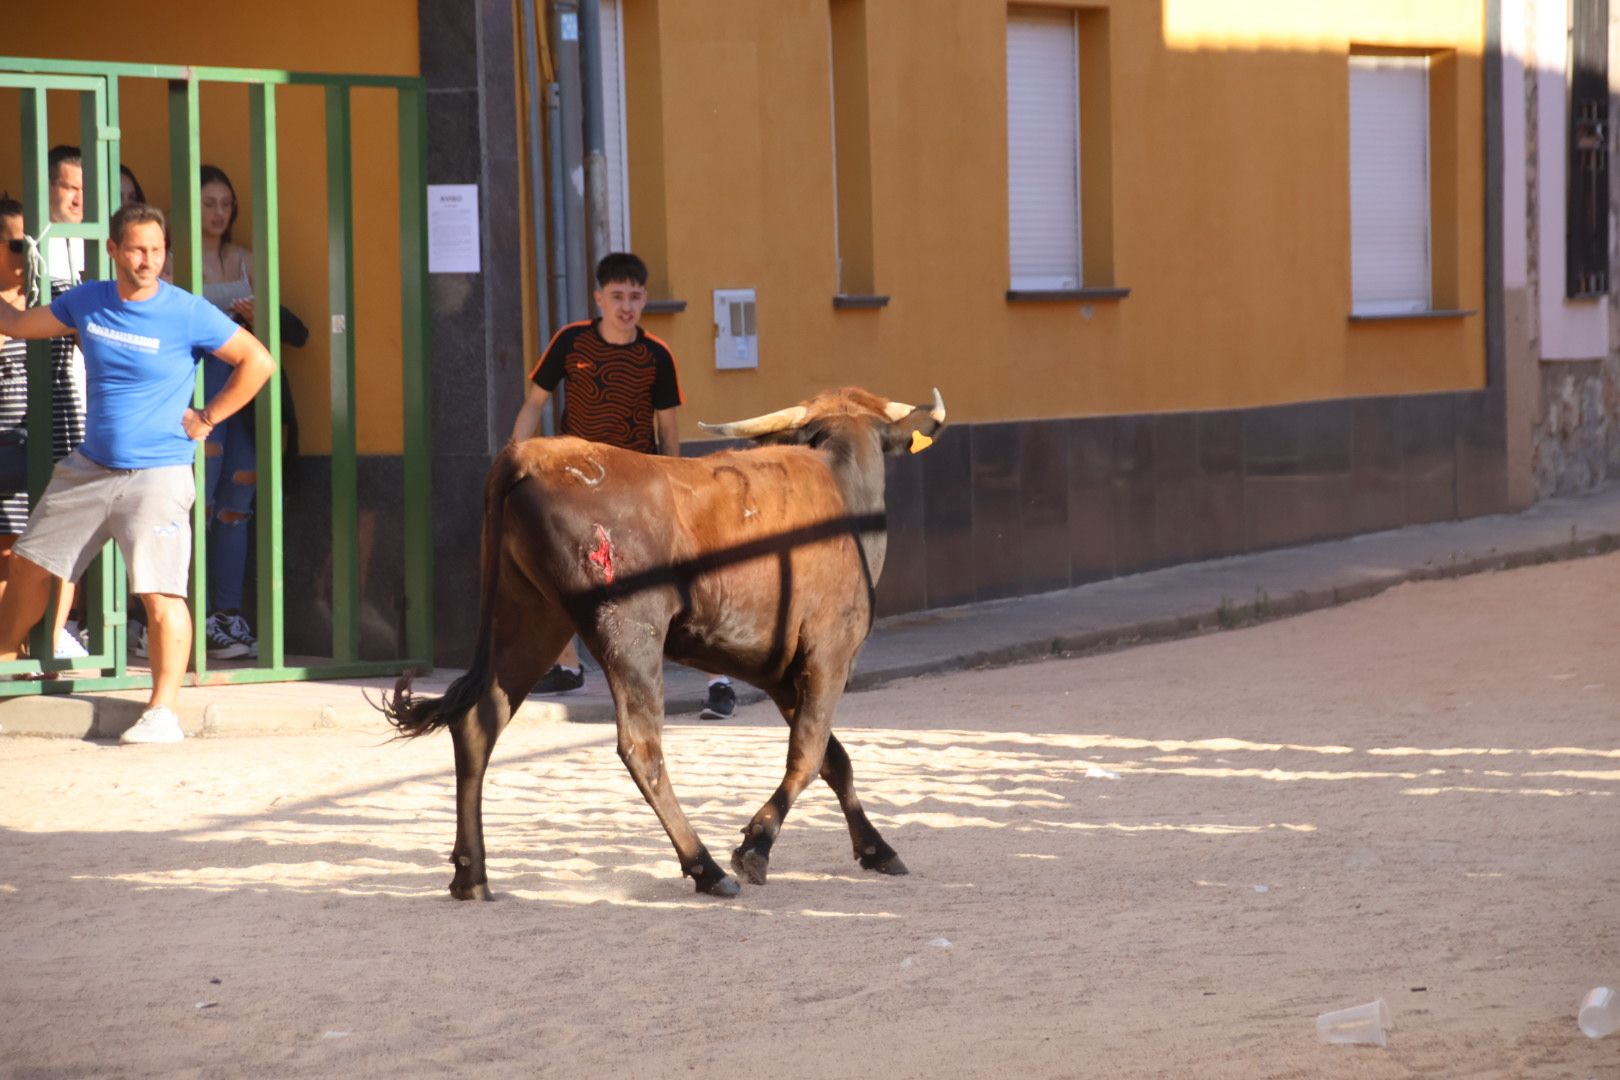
xmin=428 ymin=184 xmax=481 ymax=274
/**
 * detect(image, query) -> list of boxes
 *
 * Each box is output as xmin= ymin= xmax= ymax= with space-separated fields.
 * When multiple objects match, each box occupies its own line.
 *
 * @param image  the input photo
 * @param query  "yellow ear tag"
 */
xmin=909 ymin=430 xmax=934 ymax=454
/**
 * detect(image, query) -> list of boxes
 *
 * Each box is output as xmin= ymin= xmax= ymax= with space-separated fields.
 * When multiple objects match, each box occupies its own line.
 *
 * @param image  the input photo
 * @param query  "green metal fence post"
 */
xmin=79 ymin=78 xmax=124 ymax=669
xmin=101 ymin=74 xmax=129 ymax=674
xmin=398 ymin=85 xmax=433 ymax=667
xmin=168 ymin=75 xmax=207 ymax=677
xmin=79 ymin=87 xmax=108 ymax=280
xmin=250 ymin=83 xmax=285 ymax=670
xmin=325 ymin=84 xmax=359 ymax=663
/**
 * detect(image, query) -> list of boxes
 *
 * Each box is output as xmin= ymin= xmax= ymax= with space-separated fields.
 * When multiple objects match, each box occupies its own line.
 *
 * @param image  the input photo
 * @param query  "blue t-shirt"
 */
xmin=50 ymin=280 xmax=241 ymax=469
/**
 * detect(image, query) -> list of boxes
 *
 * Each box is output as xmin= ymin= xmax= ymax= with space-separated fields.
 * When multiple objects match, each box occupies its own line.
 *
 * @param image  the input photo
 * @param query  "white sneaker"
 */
xmin=120 ymin=705 xmax=185 ymax=745
xmin=55 ymin=629 xmax=91 ymax=659
xmin=130 ymin=622 xmax=149 ymax=658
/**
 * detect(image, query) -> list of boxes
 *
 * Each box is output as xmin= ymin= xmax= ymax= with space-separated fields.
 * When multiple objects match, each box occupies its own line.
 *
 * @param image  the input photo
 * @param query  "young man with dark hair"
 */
xmin=0 ymin=203 xmax=275 ymax=743
xmin=511 ymin=251 xmax=736 ymax=718
xmin=47 ymin=145 xmax=84 ymax=228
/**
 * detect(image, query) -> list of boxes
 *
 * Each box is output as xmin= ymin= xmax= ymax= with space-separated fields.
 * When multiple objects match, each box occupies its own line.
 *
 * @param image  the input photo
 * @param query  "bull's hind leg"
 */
xmin=731 ymin=669 xmax=846 ymax=886
xmin=599 ymin=660 xmax=740 ymax=897
xmin=447 ymin=605 xmax=572 ymax=901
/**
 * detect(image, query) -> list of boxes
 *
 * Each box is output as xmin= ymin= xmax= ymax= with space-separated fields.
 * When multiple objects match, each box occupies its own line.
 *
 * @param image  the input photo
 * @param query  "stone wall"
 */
xmin=1526 ymin=2 xmax=1620 ymax=499
xmin=1533 ymin=359 xmax=1620 ymax=495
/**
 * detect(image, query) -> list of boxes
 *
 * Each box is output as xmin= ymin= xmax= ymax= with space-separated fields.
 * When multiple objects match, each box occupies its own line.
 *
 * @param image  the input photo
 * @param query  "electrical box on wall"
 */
xmin=713 ymin=289 xmax=759 ymax=369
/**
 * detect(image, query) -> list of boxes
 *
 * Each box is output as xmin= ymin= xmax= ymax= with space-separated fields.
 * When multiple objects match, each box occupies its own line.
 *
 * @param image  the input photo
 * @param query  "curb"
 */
xmin=3 ymin=528 xmax=1618 ymax=740
xmin=845 ymin=531 xmax=1620 ymax=692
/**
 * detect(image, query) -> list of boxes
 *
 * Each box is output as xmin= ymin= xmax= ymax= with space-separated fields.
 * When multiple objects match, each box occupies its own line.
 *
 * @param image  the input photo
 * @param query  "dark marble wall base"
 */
xmin=873 ymin=388 xmax=1510 ymax=618
xmin=270 ymin=456 xmax=411 ymax=662
xmin=282 ymin=387 xmax=1504 ymax=668
xmin=267 ymin=453 xmax=489 ymax=666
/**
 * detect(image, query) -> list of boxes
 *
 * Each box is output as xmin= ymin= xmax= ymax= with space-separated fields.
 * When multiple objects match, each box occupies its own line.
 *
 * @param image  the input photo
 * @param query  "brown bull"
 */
xmin=381 ymin=386 xmax=947 ymax=899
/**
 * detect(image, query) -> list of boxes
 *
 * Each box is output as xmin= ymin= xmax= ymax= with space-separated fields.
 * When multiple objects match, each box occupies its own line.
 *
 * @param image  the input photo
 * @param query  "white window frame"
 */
xmin=599 ymin=0 xmax=632 ymax=253
xmin=1349 ymin=54 xmax=1431 ymax=316
xmin=1006 ymin=7 xmax=1083 ymax=291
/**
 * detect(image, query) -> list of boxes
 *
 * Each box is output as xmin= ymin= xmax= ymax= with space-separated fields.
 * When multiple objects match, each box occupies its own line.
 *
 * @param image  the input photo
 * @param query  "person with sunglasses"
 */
xmin=0 ymin=199 xmax=29 ymax=611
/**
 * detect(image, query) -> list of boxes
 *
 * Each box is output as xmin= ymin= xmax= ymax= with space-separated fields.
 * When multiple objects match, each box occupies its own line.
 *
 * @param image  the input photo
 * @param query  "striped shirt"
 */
xmin=530 ymin=319 xmax=683 ymax=454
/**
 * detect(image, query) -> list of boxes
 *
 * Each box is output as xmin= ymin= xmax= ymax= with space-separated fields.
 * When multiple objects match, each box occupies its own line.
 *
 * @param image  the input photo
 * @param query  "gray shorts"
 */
xmin=14 ymin=450 xmax=197 ymax=596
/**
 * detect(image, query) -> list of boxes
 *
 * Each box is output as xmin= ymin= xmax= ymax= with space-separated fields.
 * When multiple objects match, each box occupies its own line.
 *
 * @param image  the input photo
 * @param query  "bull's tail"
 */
xmin=379 ymin=447 xmax=528 ymax=739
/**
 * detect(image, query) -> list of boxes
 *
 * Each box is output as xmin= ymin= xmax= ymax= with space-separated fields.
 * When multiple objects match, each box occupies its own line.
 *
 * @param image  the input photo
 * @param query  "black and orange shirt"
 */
xmin=531 ymin=319 xmax=684 ymax=453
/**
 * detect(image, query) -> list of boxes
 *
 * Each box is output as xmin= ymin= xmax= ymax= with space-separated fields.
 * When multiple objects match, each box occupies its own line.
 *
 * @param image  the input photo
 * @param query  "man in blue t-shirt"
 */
xmin=0 ymin=203 xmax=274 ymax=744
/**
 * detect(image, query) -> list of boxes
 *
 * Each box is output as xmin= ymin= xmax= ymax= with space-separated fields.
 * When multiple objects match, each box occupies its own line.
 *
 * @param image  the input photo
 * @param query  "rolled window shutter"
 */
xmin=1007 ymin=9 xmax=1082 ymax=290
xmin=599 ymin=0 xmax=631 ymax=252
xmin=1567 ymin=0 xmax=1608 ymax=298
xmin=1350 ymin=55 xmax=1431 ymax=315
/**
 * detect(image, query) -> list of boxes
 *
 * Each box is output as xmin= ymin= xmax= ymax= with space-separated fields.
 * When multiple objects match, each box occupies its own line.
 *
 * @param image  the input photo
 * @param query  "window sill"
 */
xmin=833 ymin=293 xmax=890 ymax=309
xmin=1349 ymin=308 xmax=1475 ymax=322
xmin=1006 ymin=287 xmax=1131 ymax=303
xmin=643 ymin=299 xmax=687 ymax=315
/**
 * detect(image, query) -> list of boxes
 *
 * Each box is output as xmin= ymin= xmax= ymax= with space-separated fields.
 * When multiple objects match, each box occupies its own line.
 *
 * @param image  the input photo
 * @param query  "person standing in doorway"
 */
xmin=0 ymin=202 xmax=274 ymax=743
xmin=510 ymin=251 xmax=737 ymax=719
xmin=43 ymin=146 xmax=90 ymax=659
xmin=195 ymin=164 xmax=261 ymax=661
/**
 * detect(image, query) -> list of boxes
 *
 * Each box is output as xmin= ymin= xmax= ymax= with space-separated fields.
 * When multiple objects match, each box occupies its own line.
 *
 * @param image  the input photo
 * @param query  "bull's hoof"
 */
xmin=696 ymin=873 xmax=741 ymax=898
xmin=450 ymin=880 xmax=492 ymax=901
xmin=686 ymin=857 xmax=741 ymax=898
xmin=731 ymin=845 xmax=771 ymax=886
xmin=859 ymin=850 xmax=909 ymax=876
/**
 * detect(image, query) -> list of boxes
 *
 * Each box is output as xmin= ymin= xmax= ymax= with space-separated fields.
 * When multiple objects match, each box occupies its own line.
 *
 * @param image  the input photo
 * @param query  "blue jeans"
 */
xmin=203 ymin=356 xmax=256 ymax=613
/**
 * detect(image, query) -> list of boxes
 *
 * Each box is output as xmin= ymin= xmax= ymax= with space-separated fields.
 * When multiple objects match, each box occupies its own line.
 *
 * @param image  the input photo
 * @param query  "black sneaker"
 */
xmin=205 ymin=611 xmax=250 ymax=660
xmin=699 ymin=681 xmax=736 ymax=719
xmin=535 ymin=665 xmax=584 ymax=694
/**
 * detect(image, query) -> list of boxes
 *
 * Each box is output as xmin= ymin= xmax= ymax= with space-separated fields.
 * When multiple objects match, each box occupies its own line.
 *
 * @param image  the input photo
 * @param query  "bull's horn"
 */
xmin=882 ymin=388 xmax=947 ymax=424
xmin=698 ymin=404 xmax=809 ymax=438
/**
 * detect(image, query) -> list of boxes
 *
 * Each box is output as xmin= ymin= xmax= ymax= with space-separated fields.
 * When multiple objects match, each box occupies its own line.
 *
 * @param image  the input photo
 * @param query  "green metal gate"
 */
xmin=0 ymin=57 xmax=433 ymax=694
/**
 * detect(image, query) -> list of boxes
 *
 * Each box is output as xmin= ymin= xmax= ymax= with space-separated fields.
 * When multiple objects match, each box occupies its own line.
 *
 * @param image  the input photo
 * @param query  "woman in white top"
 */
xmin=196 ymin=165 xmax=260 ymax=661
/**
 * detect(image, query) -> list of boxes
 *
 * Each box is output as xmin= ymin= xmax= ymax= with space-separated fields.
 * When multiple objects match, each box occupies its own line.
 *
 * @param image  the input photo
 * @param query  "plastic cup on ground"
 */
xmin=1316 ymin=998 xmax=1392 ymax=1047
xmin=1578 ymin=987 xmax=1616 ymax=1039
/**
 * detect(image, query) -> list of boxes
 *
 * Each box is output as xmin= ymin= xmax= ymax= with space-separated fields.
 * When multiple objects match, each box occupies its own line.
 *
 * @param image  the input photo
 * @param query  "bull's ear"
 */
xmin=877 ymin=388 xmax=946 ymax=455
xmin=878 ymin=404 xmax=946 ymax=456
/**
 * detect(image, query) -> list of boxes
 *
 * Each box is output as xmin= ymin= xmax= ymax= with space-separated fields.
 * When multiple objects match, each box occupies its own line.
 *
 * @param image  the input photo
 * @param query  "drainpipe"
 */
xmin=549 ymin=0 xmax=588 ymax=322
xmin=519 ymin=0 xmax=552 ymax=344
xmin=578 ymin=0 xmax=611 ymax=271
xmin=547 ymin=84 xmax=570 ymax=332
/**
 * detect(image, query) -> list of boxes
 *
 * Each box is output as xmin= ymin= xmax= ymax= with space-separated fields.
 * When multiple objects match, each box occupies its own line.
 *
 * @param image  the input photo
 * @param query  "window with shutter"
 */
xmin=1567 ymin=0 xmax=1608 ymax=298
xmin=829 ymin=0 xmax=877 ymax=297
xmin=599 ymin=0 xmax=631 ymax=253
xmin=1007 ymin=8 xmax=1082 ymax=291
xmin=1349 ymin=55 xmax=1431 ymax=316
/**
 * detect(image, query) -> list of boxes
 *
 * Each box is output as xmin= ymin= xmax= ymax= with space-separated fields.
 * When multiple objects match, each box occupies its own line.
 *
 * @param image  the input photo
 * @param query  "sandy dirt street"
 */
xmin=3 ymin=555 xmax=1619 ymax=1079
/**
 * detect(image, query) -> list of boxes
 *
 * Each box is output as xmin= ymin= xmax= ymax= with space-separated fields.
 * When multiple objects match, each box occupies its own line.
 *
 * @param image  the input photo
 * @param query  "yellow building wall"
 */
xmin=0 ymin=0 xmax=418 ymax=454
xmin=620 ymin=0 xmax=1486 ymax=433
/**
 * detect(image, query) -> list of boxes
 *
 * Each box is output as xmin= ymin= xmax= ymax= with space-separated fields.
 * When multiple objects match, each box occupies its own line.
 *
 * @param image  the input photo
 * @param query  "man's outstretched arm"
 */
xmin=0 ymin=296 xmax=71 ymax=340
